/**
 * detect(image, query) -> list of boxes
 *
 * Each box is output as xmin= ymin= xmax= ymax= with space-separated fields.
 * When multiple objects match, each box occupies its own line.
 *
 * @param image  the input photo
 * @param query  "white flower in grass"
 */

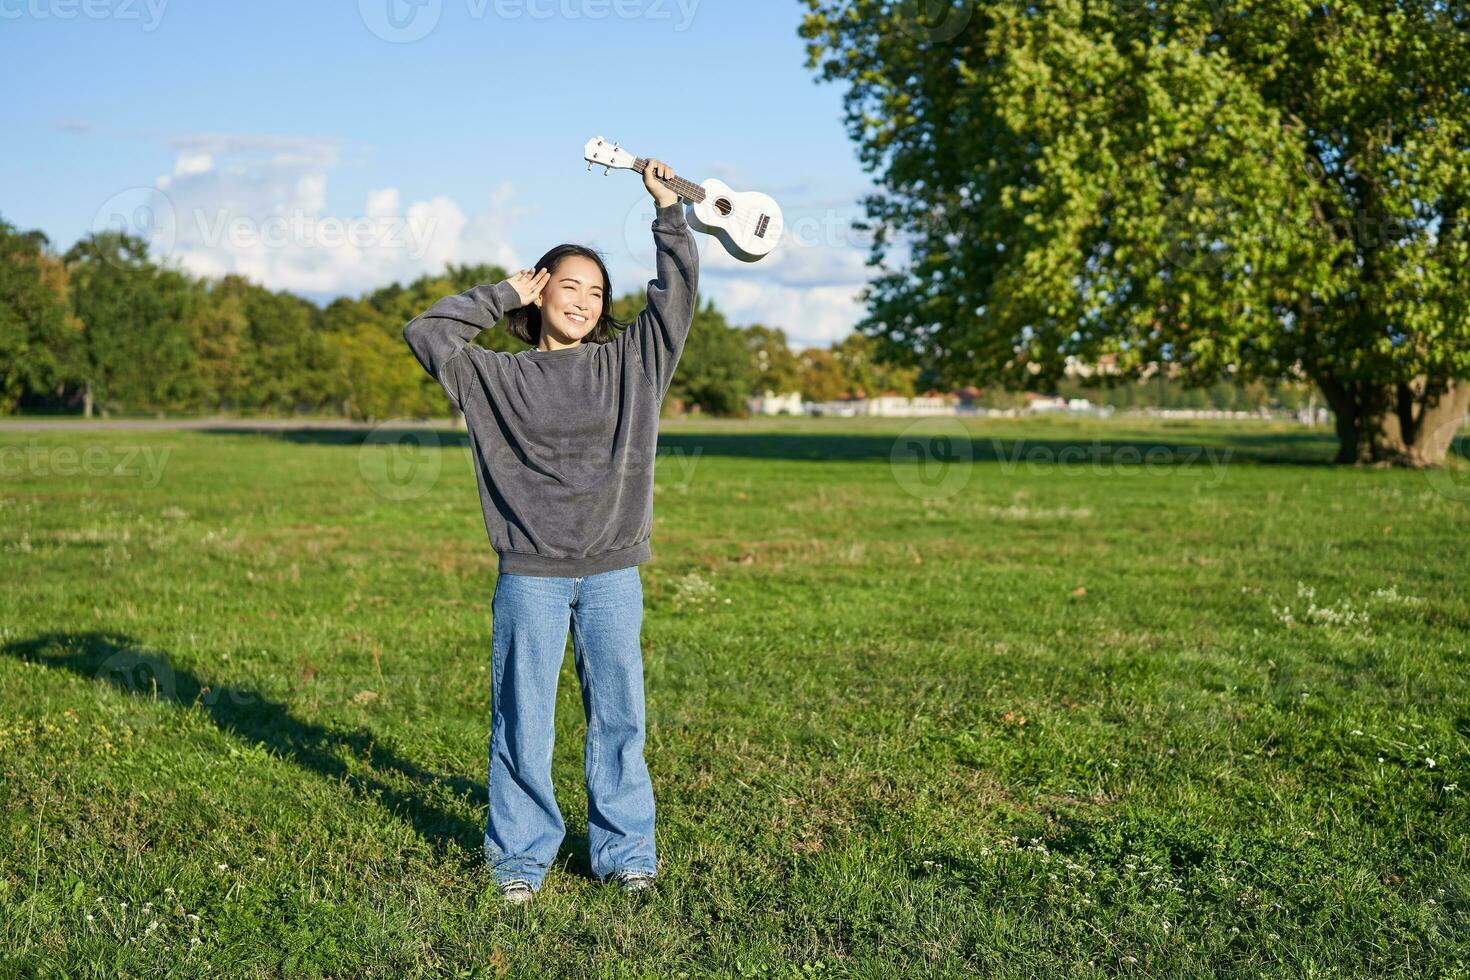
xmin=1445 ymin=784 xmax=1458 ymax=792
xmin=1426 ymin=758 xmax=1436 ymax=768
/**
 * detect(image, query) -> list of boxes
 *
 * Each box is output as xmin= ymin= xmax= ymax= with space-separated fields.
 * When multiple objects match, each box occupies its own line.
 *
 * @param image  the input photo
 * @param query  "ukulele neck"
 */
xmin=633 ymin=157 xmax=706 ymax=204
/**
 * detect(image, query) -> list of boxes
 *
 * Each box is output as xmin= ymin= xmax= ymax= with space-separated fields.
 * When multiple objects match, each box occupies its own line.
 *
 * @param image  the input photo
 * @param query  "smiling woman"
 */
xmin=502 ymin=246 xmax=619 ymax=352
xmin=400 ymin=157 xmax=699 ymax=903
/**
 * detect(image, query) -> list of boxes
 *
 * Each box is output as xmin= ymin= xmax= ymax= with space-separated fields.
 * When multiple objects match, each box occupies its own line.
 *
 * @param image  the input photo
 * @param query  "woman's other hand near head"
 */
xmin=503 ymin=267 xmax=551 ymax=308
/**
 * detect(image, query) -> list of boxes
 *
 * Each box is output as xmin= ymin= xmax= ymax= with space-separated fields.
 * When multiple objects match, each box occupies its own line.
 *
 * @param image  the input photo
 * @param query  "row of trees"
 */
xmin=0 ymin=217 xmax=1352 ymax=424
xmin=0 ymin=219 xmax=929 ymax=421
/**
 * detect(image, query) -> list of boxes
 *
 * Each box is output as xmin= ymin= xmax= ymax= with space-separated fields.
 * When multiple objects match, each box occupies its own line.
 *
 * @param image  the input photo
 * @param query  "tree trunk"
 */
xmin=82 ymin=382 xmax=93 ymax=419
xmin=1315 ymin=374 xmax=1470 ymax=467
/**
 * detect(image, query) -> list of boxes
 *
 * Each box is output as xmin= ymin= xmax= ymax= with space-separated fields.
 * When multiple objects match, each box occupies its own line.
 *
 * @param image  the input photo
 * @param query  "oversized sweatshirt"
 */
xmin=402 ymin=200 xmax=699 ymax=578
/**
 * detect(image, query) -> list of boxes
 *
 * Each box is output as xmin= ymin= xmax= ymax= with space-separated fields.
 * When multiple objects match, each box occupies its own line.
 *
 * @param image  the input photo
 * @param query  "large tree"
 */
xmin=801 ymin=0 xmax=1470 ymax=465
xmin=832 ymin=332 xmax=921 ymax=397
xmin=799 ymin=347 xmax=851 ymax=401
xmin=746 ymin=324 xmax=804 ymax=396
xmin=64 ymin=232 xmax=200 ymax=415
xmin=219 ymin=276 xmax=344 ymax=414
xmin=0 ymin=219 xmax=82 ymax=413
xmin=636 ymin=298 xmax=751 ymax=416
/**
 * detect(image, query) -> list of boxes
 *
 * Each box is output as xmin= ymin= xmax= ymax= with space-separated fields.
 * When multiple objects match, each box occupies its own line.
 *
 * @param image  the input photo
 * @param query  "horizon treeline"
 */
xmin=1 ymin=216 xmax=1312 ymax=419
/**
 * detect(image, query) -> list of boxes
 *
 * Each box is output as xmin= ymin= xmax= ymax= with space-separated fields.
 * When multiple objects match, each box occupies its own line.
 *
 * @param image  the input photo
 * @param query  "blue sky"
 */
xmin=1 ymin=0 xmax=885 ymax=348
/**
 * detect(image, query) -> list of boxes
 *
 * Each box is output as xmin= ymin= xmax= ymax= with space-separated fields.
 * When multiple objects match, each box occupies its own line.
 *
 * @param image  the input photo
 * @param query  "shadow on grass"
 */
xmin=1 ymin=631 xmax=599 ymax=883
xmin=201 ymin=425 xmax=1346 ymax=467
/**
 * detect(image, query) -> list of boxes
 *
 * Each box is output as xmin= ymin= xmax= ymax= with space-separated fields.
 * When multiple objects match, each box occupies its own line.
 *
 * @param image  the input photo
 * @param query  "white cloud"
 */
xmin=147 ymin=132 xmax=527 ymax=296
xmin=705 ymin=278 xmax=868 ymax=350
xmin=171 ymin=152 xmax=214 ymax=179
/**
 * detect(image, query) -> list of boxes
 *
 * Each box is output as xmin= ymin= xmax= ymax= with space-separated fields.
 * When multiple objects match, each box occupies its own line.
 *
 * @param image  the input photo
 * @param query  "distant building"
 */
xmin=1024 ymin=392 xmax=1069 ymax=412
xmin=804 ymin=392 xmax=958 ymax=417
xmin=747 ymin=389 xmax=804 ymax=415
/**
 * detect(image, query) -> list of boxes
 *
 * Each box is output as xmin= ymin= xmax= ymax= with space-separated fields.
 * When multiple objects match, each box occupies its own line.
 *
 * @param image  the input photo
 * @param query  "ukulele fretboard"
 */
xmin=633 ymin=158 xmax=707 ymax=205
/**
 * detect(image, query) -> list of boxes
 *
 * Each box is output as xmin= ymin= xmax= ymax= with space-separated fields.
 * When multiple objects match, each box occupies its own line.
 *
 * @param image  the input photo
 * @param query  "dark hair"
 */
xmin=504 ymin=243 xmax=629 ymax=347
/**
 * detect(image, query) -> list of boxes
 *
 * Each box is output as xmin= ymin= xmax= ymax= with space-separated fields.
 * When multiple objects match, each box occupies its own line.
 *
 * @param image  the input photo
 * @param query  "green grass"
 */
xmin=1 ymin=415 xmax=1466 ymax=978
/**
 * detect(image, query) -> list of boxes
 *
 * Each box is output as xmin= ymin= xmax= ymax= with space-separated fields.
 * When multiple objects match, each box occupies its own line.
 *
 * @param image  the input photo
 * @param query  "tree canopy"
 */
xmin=800 ymin=0 xmax=1470 ymax=464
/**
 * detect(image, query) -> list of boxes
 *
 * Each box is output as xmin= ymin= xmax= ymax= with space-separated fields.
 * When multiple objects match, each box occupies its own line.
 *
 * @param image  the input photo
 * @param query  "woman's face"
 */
xmin=534 ymin=254 xmax=605 ymax=344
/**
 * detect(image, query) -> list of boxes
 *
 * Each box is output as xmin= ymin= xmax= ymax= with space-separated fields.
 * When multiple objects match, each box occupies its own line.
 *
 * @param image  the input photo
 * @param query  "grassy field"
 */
xmin=0 ymin=415 xmax=1466 ymax=978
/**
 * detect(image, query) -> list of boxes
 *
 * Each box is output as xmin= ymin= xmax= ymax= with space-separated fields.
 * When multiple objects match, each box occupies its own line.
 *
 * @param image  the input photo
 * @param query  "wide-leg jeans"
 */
xmin=484 ymin=564 xmax=657 ymax=890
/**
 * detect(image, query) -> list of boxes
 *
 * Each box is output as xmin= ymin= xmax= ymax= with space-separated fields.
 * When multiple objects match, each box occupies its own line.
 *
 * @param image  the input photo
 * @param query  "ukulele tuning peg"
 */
xmin=586 ymin=161 xmax=593 ymax=171
xmin=603 ymin=166 xmax=610 ymax=176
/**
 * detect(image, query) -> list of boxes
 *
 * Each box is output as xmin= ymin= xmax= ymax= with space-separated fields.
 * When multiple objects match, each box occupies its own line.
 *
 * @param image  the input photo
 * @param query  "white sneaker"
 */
xmin=499 ymin=879 xmax=535 ymax=905
xmin=614 ymin=871 xmax=657 ymax=894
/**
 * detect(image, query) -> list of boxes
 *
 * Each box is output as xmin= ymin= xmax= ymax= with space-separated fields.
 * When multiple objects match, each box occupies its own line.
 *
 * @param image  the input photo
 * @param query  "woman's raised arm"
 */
xmin=627 ymin=200 xmax=700 ymax=400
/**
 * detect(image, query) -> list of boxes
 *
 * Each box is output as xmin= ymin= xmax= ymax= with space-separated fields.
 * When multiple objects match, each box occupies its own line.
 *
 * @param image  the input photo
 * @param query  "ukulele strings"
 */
xmin=599 ymin=151 xmax=775 ymax=242
xmin=628 ymin=157 xmax=772 ymax=240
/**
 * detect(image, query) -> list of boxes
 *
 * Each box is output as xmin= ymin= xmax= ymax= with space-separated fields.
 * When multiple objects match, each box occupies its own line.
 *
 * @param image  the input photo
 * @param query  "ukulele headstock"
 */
xmin=584 ymin=136 xmax=636 ymax=173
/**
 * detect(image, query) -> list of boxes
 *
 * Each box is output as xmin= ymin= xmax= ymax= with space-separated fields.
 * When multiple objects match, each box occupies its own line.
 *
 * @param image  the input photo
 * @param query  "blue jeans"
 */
xmin=484 ymin=564 xmax=657 ymax=890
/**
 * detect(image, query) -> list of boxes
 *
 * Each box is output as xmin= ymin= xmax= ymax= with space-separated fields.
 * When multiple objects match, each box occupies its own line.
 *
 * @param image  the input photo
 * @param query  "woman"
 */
xmin=402 ymin=160 xmax=698 ymax=904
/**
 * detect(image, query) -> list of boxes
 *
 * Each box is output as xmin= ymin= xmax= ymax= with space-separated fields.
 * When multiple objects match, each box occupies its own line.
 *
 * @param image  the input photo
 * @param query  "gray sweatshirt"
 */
xmin=402 ymin=200 xmax=699 ymax=577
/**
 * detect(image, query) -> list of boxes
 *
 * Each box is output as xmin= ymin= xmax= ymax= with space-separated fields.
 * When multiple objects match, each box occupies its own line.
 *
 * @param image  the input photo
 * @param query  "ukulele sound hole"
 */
xmin=714 ymin=198 xmax=733 ymax=216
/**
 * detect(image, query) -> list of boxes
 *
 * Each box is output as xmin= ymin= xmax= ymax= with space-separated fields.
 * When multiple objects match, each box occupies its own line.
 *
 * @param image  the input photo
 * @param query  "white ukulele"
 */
xmin=583 ymin=135 xmax=784 ymax=263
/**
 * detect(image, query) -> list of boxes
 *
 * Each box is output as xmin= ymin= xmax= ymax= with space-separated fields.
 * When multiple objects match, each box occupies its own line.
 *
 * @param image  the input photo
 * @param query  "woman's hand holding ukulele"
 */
xmin=643 ymin=157 xmax=678 ymax=208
